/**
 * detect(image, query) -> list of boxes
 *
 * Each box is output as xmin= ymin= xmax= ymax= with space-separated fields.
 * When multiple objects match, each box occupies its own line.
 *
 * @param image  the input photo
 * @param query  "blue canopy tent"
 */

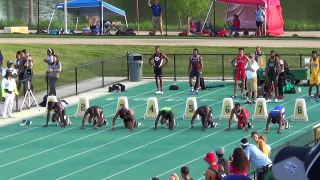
xmin=48 ymin=0 xmax=128 ymax=35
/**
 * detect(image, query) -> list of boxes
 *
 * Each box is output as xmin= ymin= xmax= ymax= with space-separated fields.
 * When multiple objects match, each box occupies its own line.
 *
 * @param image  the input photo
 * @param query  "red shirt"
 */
xmin=233 ymin=18 xmax=240 ymax=29
xmin=229 ymin=163 xmax=249 ymax=176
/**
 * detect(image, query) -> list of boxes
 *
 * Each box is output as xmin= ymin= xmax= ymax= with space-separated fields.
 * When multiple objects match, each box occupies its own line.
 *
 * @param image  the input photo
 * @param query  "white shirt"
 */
xmin=245 ymin=60 xmax=259 ymax=79
xmin=1 ymin=78 xmax=17 ymax=91
xmin=2 ymin=68 xmax=18 ymax=78
xmin=279 ymin=59 xmax=285 ymax=72
xmin=244 ymin=144 xmax=272 ymax=169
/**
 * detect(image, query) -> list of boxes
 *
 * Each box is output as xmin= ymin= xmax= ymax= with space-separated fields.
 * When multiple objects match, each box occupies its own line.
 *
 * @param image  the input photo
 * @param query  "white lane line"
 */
xmin=0 ymin=127 xmax=76 ymax=154
xmin=1 ymin=83 xmax=228 ymax=168
xmin=0 ymin=127 xmax=39 ymax=140
xmin=9 ymin=86 xmax=232 ymax=179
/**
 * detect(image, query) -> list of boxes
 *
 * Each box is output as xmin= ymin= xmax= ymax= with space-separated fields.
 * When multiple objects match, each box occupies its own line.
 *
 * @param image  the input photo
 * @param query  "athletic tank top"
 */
xmin=154 ymin=53 xmax=163 ymax=68
xmin=270 ymin=105 xmax=285 ymax=116
xmin=311 ymin=58 xmax=319 ymax=76
xmin=190 ymin=55 xmax=201 ymax=71
xmin=267 ymin=59 xmax=277 ymax=77
xmin=235 ymin=109 xmax=244 ymax=119
xmin=236 ymin=55 xmax=246 ymax=70
xmin=160 ymin=107 xmax=171 ymax=113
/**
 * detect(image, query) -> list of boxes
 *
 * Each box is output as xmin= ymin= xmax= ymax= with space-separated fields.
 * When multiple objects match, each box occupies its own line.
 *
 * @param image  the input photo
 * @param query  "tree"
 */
xmin=169 ymin=0 xmax=211 ymax=35
xmin=28 ymin=0 xmax=34 ymax=29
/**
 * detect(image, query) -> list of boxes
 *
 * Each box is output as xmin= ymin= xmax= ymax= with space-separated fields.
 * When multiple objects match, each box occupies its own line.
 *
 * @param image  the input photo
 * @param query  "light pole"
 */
xmin=37 ymin=0 xmax=40 ymax=33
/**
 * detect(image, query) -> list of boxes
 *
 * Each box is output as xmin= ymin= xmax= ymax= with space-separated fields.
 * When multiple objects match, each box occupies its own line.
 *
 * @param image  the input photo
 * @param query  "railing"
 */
xmin=140 ymin=53 xmax=309 ymax=81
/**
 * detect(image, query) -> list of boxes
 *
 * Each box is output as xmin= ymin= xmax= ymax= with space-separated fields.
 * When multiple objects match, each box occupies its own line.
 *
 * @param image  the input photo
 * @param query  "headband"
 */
xmin=241 ymin=142 xmax=249 ymax=146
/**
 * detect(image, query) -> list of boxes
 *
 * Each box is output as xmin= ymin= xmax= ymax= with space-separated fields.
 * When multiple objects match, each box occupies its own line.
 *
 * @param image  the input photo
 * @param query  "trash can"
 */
xmin=128 ymin=54 xmax=143 ymax=82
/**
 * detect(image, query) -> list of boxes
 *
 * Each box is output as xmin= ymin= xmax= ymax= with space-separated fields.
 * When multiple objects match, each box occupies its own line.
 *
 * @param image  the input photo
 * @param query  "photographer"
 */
xmin=47 ymin=55 xmax=61 ymax=96
xmin=24 ymin=53 xmax=34 ymax=92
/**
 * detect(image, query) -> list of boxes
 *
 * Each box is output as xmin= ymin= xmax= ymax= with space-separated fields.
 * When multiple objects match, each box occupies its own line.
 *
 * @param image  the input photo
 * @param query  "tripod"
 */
xmin=20 ymin=79 xmax=40 ymax=111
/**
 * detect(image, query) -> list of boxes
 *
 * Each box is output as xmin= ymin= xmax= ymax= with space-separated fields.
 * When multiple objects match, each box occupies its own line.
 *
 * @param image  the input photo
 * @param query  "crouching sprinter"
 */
xmin=154 ymin=107 xmax=177 ymax=130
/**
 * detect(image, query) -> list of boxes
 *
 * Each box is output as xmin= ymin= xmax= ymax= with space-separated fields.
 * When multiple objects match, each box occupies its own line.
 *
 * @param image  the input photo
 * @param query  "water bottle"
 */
xmin=298 ymin=87 xmax=301 ymax=93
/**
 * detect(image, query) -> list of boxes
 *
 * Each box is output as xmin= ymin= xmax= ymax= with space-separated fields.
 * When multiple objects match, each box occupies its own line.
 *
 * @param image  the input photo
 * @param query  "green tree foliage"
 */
xmin=168 ymin=0 xmax=211 ymax=19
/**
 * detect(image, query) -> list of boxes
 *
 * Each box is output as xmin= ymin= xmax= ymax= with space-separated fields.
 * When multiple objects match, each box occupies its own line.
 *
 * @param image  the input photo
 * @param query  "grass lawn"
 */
xmin=0 ymin=44 xmax=313 ymax=95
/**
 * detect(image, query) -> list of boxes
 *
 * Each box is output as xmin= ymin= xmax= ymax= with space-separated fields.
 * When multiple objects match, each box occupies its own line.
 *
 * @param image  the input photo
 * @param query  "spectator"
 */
xmin=47 ymin=55 xmax=61 ymax=96
xmin=0 ymin=50 xmax=3 ymax=72
xmin=218 ymin=27 xmax=229 ymax=37
xmin=215 ymin=147 xmax=229 ymax=175
xmin=44 ymin=48 xmax=54 ymax=66
xmin=151 ymin=177 xmax=159 ymax=180
xmin=17 ymin=49 xmax=28 ymax=95
xmin=265 ymin=50 xmax=280 ymax=103
xmin=231 ymin=48 xmax=250 ymax=99
xmin=180 ymin=166 xmax=193 ymax=180
xmin=203 ymin=152 xmax=220 ymax=180
xmin=189 ymin=21 xmax=196 ymax=34
xmin=148 ymin=0 xmax=163 ymax=35
xmin=255 ymin=3 xmax=265 ymax=36
xmin=277 ymin=54 xmax=285 ymax=100
xmin=240 ymin=138 xmax=272 ymax=180
xmin=2 ymin=61 xmax=18 ymax=78
xmin=24 ymin=53 xmax=34 ymax=92
xmin=148 ymin=46 xmax=169 ymax=94
xmin=307 ymin=51 xmax=319 ymax=102
xmin=14 ymin=51 xmax=20 ymax=72
xmin=188 ymin=48 xmax=203 ymax=95
xmin=259 ymin=135 xmax=271 ymax=157
xmin=251 ymin=131 xmax=269 ymax=157
xmin=169 ymin=173 xmax=179 ymax=180
xmin=254 ymin=46 xmax=264 ymax=58
xmin=229 ymin=14 xmax=240 ymax=36
xmin=1 ymin=70 xmax=19 ymax=119
xmin=272 ymin=142 xmax=320 ymax=180
xmin=229 ymin=147 xmax=249 ymax=176
xmin=245 ymin=53 xmax=259 ymax=104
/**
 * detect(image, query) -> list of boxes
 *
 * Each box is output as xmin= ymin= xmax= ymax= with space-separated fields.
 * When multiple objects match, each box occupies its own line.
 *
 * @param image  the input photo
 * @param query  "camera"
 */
xmin=25 ymin=68 xmax=33 ymax=79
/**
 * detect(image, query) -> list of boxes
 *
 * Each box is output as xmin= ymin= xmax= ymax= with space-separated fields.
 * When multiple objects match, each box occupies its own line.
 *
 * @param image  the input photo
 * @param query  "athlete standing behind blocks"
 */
xmin=226 ymin=103 xmax=252 ymax=131
xmin=188 ymin=48 xmax=203 ymax=95
xmin=307 ymin=51 xmax=320 ymax=102
xmin=148 ymin=46 xmax=169 ymax=94
xmin=231 ymin=48 xmax=250 ymax=99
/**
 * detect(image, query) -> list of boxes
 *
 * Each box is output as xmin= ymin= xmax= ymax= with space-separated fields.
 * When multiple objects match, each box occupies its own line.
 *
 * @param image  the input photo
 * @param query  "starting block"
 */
xmin=292 ymin=98 xmax=308 ymax=121
xmin=43 ymin=95 xmax=58 ymax=118
xmin=116 ymin=96 xmax=129 ymax=111
xmin=220 ymin=98 xmax=234 ymax=121
xmin=74 ymin=97 xmax=90 ymax=118
xmin=253 ymin=98 xmax=268 ymax=121
xmin=183 ymin=97 xmax=198 ymax=120
xmin=144 ymin=97 xmax=159 ymax=119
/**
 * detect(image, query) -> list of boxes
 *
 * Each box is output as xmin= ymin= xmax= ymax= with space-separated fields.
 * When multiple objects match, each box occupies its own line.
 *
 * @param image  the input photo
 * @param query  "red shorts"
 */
xmin=235 ymin=69 xmax=246 ymax=81
xmin=237 ymin=109 xmax=250 ymax=128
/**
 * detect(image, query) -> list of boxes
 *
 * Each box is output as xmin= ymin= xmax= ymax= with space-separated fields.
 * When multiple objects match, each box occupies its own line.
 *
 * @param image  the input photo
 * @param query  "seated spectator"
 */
xmin=259 ymin=134 xmax=271 ymax=157
xmin=251 ymin=131 xmax=269 ymax=157
xmin=180 ymin=166 xmax=193 ymax=180
xmin=189 ymin=21 xmax=196 ymax=34
xmin=218 ymin=27 xmax=229 ymax=37
xmin=229 ymin=14 xmax=240 ymax=36
xmin=229 ymin=147 xmax=249 ymax=176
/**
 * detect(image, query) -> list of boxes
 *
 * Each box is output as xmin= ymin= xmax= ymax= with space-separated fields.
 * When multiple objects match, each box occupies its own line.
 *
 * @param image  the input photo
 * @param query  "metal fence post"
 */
xmin=75 ymin=67 xmax=78 ymax=95
xmin=299 ymin=54 xmax=302 ymax=67
xmin=127 ymin=52 xmax=129 ymax=80
xmin=102 ymin=61 xmax=104 ymax=87
xmin=222 ymin=54 xmax=225 ymax=81
xmin=174 ymin=54 xmax=177 ymax=81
